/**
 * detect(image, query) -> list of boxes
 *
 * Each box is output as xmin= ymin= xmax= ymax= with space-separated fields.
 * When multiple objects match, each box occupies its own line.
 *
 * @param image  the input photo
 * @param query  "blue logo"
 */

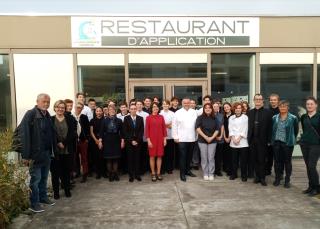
xmin=79 ymin=21 xmax=97 ymax=40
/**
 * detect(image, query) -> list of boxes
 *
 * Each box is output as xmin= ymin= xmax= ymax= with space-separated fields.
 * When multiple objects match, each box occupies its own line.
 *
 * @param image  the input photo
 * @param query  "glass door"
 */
xmin=129 ymin=82 xmax=165 ymax=102
xmin=170 ymin=82 xmax=207 ymax=107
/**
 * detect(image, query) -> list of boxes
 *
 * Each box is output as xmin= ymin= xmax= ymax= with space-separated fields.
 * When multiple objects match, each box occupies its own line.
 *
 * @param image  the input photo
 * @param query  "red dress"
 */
xmin=145 ymin=114 xmax=167 ymax=157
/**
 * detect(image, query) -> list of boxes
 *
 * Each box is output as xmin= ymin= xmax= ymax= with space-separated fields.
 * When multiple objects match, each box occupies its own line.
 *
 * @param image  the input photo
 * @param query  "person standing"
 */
xmin=172 ymin=98 xmax=198 ymax=182
xmin=229 ymin=102 xmax=249 ymax=182
xmin=19 ymin=93 xmax=55 ymax=213
xmin=196 ymin=103 xmax=219 ymax=181
xmin=89 ymin=107 xmax=104 ymax=179
xmin=75 ymin=92 xmax=93 ymax=121
xmin=117 ymin=101 xmax=129 ymax=174
xmin=123 ymin=104 xmax=144 ymax=182
xmin=169 ymin=96 xmax=180 ymax=113
xmin=73 ymin=102 xmax=90 ymax=183
xmin=143 ymin=97 xmax=152 ymax=114
xmin=247 ymin=94 xmax=273 ymax=186
xmin=145 ymin=102 xmax=167 ymax=181
xmin=160 ymin=100 xmax=175 ymax=174
xmin=266 ymin=93 xmax=280 ymax=176
xmin=50 ymin=100 xmax=77 ymax=199
xmin=222 ymin=102 xmax=233 ymax=176
xmin=213 ymin=102 xmax=225 ymax=177
xmin=271 ymin=100 xmax=298 ymax=188
xmin=300 ymin=97 xmax=320 ymax=196
xmin=99 ymin=105 xmax=124 ymax=182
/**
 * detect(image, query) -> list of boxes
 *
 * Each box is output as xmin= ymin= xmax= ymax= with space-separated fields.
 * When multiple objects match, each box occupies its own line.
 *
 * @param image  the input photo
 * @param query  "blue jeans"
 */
xmin=29 ymin=161 xmax=50 ymax=207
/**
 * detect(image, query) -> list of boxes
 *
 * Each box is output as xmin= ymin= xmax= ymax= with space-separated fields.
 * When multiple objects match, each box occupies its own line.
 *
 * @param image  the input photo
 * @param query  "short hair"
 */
xmin=129 ymin=103 xmax=137 ymax=109
xmin=190 ymin=99 xmax=196 ymax=103
xmin=306 ymin=96 xmax=318 ymax=104
xmin=143 ymin=97 xmax=152 ymax=102
xmin=203 ymin=95 xmax=213 ymax=102
xmin=36 ymin=93 xmax=50 ymax=101
xmin=278 ymin=100 xmax=290 ymax=107
xmin=162 ymin=99 xmax=171 ymax=105
xmin=53 ymin=100 xmax=66 ymax=108
xmin=254 ymin=93 xmax=263 ymax=100
xmin=119 ymin=101 xmax=128 ymax=107
xmin=76 ymin=102 xmax=84 ymax=108
xmin=269 ymin=93 xmax=280 ymax=100
xmin=76 ymin=92 xmax=85 ymax=98
xmin=129 ymin=98 xmax=136 ymax=104
xmin=88 ymin=98 xmax=96 ymax=103
xmin=136 ymin=100 xmax=143 ymax=105
xmin=64 ymin=99 xmax=73 ymax=104
xmin=232 ymin=102 xmax=243 ymax=112
xmin=171 ymin=96 xmax=179 ymax=102
xmin=95 ymin=106 xmax=103 ymax=112
xmin=108 ymin=104 xmax=116 ymax=112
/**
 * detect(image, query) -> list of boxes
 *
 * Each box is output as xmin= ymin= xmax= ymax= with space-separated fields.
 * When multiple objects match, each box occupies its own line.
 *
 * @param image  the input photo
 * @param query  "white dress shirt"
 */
xmin=172 ymin=108 xmax=198 ymax=142
xmin=116 ymin=112 xmax=129 ymax=122
xmin=160 ymin=109 xmax=175 ymax=139
xmin=228 ymin=114 xmax=249 ymax=148
xmin=82 ymin=105 xmax=93 ymax=121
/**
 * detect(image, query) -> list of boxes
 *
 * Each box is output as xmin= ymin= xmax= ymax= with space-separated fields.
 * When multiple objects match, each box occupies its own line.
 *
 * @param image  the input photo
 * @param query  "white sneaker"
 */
xmin=209 ymin=176 xmax=214 ymax=181
xmin=204 ymin=176 xmax=209 ymax=181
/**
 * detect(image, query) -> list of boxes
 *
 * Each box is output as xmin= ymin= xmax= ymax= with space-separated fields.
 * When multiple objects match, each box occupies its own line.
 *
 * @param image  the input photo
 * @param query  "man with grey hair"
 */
xmin=19 ymin=93 xmax=56 ymax=213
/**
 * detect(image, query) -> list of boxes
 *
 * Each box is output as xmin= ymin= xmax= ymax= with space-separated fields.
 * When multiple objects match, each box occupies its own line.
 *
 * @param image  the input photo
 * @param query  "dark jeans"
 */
xmin=163 ymin=139 xmax=174 ymax=173
xmin=50 ymin=154 xmax=71 ymax=195
xmin=214 ymin=143 xmax=224 ymax=174
xmin=250 ymin=138 xmax=268 ymax=180
xmin=120 ymin=148 xmax=128 ymax=174
xmin=266 ymin=145 xmax=274 ymax=175
xmin=223 ymin=142 xmax=232 ymax=174
xmin=231 ymin=147 xmax=249 ymax=178
xmin=127 ymin=144 xmax=141 ymax=178
xmin=174 ymin=142 xmax=180 ymax=169
xmin=178 ymin=142 xmax=195 ymax=176
xmin=272 ymin=141 xmax=293 ymax=181
xmin=29 ymin=160 xmax=50 ymax=207
xmin=300 ymin=144 xmax=320 ymax=190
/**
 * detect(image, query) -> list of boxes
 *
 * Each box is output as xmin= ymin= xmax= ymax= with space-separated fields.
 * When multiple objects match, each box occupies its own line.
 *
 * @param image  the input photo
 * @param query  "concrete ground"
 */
xmin=10 ymin=158 xmax=320 ymax=229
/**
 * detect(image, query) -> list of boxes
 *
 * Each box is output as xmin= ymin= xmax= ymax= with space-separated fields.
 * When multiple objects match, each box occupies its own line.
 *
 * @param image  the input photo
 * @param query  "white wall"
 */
xmin=14 ymin=54 xmax=75 ymax=124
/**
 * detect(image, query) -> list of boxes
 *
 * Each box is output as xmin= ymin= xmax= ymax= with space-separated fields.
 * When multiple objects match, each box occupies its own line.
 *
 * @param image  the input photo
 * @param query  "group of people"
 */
xmin=18 ymin=92 xmax=320 ymax=213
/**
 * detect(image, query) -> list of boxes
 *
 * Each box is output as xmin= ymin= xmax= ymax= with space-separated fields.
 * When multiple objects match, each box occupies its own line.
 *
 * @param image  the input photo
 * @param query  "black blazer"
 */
xmin=247 ymin=107 xmax=273 ymax=145
xmin=51 ymin=114 xmax=77 ymax=157
xmin=77 ymin=114 xmax=90 ymax=141
xmin=123 ymin=115 xmax=144 ymax=144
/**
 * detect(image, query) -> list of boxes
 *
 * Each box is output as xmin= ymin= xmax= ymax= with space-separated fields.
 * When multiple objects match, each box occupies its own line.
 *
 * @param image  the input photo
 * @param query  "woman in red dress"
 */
xmin=145 ymin=102 xmax=167 ymax=182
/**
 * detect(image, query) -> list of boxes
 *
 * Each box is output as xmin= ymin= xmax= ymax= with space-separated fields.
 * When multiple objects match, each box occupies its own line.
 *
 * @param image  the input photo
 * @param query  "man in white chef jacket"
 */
xmin=172 ymin=98 xmax=198 ymax=182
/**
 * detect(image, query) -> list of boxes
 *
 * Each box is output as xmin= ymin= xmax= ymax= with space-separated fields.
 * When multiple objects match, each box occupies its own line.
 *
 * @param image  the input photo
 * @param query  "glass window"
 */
xmin=134 ymin=86 xmax=164 ymax=102
xmin=173 ymin=85 xmax=203 ymax=106
xmin=78 ymin=66 xmax=125 ymax=105
xmin=129 ymin=63 xmax=207 ymax=78
xmin=260 ymin=64 xmax=312 ymax=117
xmin=0 ymin=54 xmax=12 ymax=130
xmin=211 ymin=53 xmax=255 ymax=103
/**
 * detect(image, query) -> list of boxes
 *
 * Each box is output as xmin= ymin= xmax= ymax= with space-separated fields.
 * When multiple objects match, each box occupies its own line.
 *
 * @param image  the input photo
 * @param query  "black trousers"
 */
xmin=266 ymin=145 xmax=274 ymax=175
xmin=120 ymin=148 xmax=128 ymax=174
xmin=163 ymin=139 xmax=174 ymax=173
xmin=222 ymin=142 xmax=232 ymax=174
xmin=250 ymin=138 xmax=268 ymax=180
xmin=50 ymin=154 xmax=71 ymax=194
xmin=178 ymin=142 xmax=195 ymax=176
xmin=273 ymin=141 xmax=293 ymax=181
xmin=140 ymin=142 xmax=149 ymax=174
xmin=231 ymin=147 xmax=249 ymax=178
xmin=214 ymin=143 xmax=224 ymax=174
xmin=92 ymin=142 xmax=104 ymax=177
xmin=88 ymin=139 xmax=95 ymax=174
xmin=300 ymin=144 xmax=320 ymax=190
xmin=174 ymin=142 xmax=180 ymax=169
xmin=127 ymin=144 xmax=141 ymax=178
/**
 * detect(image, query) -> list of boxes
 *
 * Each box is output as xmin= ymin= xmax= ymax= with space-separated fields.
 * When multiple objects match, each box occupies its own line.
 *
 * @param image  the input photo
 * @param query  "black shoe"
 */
xmin=180 ymin=175 xmax=186 ymax=182
xmin=135 ymin=176 xmax=142 ymax=181
xmin=229 ymin=176 xmax=236 ymax=180
xmin=261 ymin=180 xmax=267 ymax=186
xmin=185 ymin=171 xmax=196 ymax=177
xmin=114 ymin=174 xmax=120 ymax=181
xmin=242 ymin=178 xmax=247 ymax=182
xmin=308 ymin=189 xmax=320 ymax=197
xmin=53 ymin=192 xmax=60 ymax=200
xmin=273 ymin=179 xmax=280 ymax=187
xmin=129 ymin=177 xmax=134 ymax=182
xmin=253 ymin=178 xmax=260 ymax=184
xmin=302 ymin=187 xmax=313 ymax=194
xmin=109 ymin=173 xmax=115 ymax=182
xmin=65 ymin=189 xmax=72 ymax=198
xmin=284 ymin=182 xmax=290 ymax=189
xmin=215 ymin=172 xmax=223 ymax=177
xmin=80 ymin=175 xmax=87 ymax=183
xmin=96 ymin=174 xmax=101 ymax=179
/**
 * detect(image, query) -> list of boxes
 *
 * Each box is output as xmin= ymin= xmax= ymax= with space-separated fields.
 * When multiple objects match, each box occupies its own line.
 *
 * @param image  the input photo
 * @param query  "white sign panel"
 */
xmin=71 ymin=17 xmax=259 ymax=48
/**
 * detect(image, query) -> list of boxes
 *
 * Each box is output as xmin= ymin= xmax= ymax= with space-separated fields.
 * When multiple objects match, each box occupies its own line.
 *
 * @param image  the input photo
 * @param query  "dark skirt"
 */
xmin=103 ymin=133 xmax=121 ymax=159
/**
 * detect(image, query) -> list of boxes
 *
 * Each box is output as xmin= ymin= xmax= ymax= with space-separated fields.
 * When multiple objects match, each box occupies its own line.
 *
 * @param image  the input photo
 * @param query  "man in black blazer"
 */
xmin=123 ymin=104 xmax=144 ymax=182
xmin=247 ymin=94 xmax=273 ymax=186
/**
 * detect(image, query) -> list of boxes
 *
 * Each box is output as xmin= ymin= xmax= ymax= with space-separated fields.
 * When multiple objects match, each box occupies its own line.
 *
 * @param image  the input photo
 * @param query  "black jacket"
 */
xmin=51 ymin=114 xmax=77 ymax=158
xmin=20 ymin=106 xmax=55 ymax=166
xmin=122 ymin=115 xmax=144 ymax=144
xmin=76 ymin=114 xmax=90 ymax=141
xmin=247 ymin=107 xmax=273 ymax=145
